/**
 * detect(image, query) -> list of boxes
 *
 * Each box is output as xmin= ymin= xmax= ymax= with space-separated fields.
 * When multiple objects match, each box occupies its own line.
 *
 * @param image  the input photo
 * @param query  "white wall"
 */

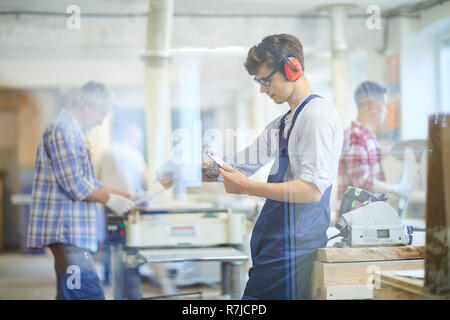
xmin=0 ymin=14 xmax=382 ymax=88
xmin=2 ymin=6 xmax=449 ymax=142
xmin=387 ymin=1 xmax=450 ymax=140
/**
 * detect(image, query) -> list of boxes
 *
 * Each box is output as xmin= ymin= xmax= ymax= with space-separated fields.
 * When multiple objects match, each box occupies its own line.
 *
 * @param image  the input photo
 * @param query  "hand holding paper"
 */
xmin=131 ymin=191 xmax=162 ymax=207
xmin=218 ymin=166 xmax=252 ymax=195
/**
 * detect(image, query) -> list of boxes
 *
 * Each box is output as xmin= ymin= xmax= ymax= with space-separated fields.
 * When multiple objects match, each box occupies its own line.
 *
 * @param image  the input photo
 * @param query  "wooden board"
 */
xmin=316 ymin=245 xmax=424 ymax=263
xmin=374 ymin=270 xmax=450 ymax=300
xmin=425 ymin=114 xmax=450 ymax=294
xmin=443 ymin=116 xmax=450 ymax=242
xmin=0 ymin=111 xmax=18 ymax=151
xmin=374 ymin=284 xmax=420 ymax=300
xmin=379 ymin=271 xmax=426 ymax=295
xmin=0 ymin=90 xmax=21 ymax=110
xmin=17 ymin=96 xmax=44 ymax=169
xmin=0 ymin=179 xmax=2 ymax=250
xmin=311 ymin=259 xmax=424 ymax=300
xmin=324 ymin=285 xmax=372 ymax=300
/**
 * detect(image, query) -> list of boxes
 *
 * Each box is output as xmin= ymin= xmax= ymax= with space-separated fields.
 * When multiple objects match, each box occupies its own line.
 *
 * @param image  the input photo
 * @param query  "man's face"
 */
xmin=370 ymin=94 xmax=388 ymax=125
xmin=254 ymin=64 xmax=294 ymax=104
xmin=81 ymin=103 xmax=111 ymax=130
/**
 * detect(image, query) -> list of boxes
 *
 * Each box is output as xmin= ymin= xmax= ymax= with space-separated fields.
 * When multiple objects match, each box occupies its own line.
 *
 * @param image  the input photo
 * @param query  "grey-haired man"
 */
xmin=27 ymin=81 xmax=135 ymax=299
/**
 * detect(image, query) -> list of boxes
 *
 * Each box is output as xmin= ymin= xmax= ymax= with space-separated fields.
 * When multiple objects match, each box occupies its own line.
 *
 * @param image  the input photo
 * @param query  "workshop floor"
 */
xmin=0 ymin=250 xmax=222 ymax=300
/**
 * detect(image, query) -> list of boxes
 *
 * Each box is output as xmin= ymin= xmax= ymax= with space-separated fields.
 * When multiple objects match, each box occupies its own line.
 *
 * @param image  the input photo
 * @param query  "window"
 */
xmin=439 ymin=37 xmax=450 ymax=112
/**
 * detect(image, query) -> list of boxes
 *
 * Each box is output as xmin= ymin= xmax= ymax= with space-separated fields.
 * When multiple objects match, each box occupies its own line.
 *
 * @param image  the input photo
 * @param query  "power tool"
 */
xmin=331 ymin=187 xmax=413 ymax=247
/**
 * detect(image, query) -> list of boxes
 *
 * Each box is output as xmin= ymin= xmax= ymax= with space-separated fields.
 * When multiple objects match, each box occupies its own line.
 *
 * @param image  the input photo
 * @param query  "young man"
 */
xmin=27 ymin=81 xmax=135 ymax=300
xmin=161 ymin=34 xmax=343 ymax=300
xmin=338 ymin=81 xmax=411 ymax=203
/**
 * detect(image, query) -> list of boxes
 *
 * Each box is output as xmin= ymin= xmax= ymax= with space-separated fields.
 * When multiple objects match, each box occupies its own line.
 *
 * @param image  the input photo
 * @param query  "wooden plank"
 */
xmin=379 ymin=271 xmax=425 ymax=295
xmin=375 ymin=270 xmax=450 ymax=300
xmin=311 ymin=261 xmax=324 ymax=299
xmin=374 ymin=283 xmax=427 ymax=300
xmin=0 ymin=179 xmax=2 ymax=250
xmin=0 ymin=111 xmax=18 ymax=151
xmin=311 ymin=259 xmax=424 ymax=300
xmin=17 ymin=96 xmax=43 ymax=169
xmin=0 ymin=90 xmax=21 ymax=110
xmin=316 ymin=245 xmax=424 ymax=263
xmin=325 ymin=285 xmax=372 ymax=300
xmin=441 ymin=115 xmax=450 ymax=241
xmin=425 ymin=114 xmax=450 ymax=294
xmin=322 ymin=260 xmax=424 ymax=286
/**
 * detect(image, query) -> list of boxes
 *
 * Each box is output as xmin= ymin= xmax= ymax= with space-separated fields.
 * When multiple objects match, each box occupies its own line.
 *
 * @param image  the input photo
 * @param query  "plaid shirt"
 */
xmin=338 ymin=121 xmax=385 ymax=200
xmin=27 ymin=110 xmax=103 ymax=253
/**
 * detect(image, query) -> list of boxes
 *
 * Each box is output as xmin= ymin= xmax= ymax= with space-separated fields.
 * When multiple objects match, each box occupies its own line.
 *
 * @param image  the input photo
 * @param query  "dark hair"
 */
xmin=354 ymin=81 xmax=387 ymax=107
xmin=244 ymin=34 xmax=305 ymax=76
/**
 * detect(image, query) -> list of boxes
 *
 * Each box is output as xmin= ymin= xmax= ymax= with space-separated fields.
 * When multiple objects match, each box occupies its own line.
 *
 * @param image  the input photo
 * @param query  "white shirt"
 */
xmin=224 ymin=94 xmax=344 ymax=195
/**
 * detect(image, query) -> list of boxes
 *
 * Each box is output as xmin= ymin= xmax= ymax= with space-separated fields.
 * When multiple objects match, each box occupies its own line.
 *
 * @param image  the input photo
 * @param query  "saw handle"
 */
xmin=339 ymin=187 xmax=388 ymax=217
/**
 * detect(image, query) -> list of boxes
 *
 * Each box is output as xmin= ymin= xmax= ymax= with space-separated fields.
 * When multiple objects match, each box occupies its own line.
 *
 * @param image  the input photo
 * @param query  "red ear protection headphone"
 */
xmin=258 ymin=42 xmax=303 ymax=82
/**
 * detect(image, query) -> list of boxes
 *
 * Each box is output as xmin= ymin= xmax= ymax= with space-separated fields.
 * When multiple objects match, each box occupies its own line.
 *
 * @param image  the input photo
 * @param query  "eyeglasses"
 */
xmin=254 ymin=69 xmax=277 ymax=87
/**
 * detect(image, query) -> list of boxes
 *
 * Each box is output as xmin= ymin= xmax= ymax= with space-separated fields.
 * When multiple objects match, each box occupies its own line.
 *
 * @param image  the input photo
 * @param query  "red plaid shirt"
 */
xmin=338 ymin=121 xmax=385 ymax=200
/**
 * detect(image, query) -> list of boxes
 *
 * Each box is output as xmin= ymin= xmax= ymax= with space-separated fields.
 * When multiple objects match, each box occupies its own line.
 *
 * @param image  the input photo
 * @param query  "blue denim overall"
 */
xmin=242 ymin=94 xmax=332 ymax=300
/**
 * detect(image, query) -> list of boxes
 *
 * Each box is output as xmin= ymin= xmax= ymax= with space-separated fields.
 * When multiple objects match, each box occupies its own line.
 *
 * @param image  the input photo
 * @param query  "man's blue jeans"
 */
xmin=49 ymin=243 xmax=105 ymax=300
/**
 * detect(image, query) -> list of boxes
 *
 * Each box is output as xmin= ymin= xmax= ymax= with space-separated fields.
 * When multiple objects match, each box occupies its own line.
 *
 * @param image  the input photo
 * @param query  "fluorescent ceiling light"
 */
xmin=169 ymin=46 xmax=245 ymax=54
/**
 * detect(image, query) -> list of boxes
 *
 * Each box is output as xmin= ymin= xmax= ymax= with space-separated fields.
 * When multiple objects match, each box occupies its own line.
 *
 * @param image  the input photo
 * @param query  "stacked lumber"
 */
xmin=311 ymin=246 xmax=424 ymax=300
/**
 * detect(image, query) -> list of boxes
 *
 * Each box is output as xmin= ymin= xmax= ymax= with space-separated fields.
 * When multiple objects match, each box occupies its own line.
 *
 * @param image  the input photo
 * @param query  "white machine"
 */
xmin=125 ymin=208 xmax=246 ymax=248
xmin=333 ymin=187 xmax=413 ymax=247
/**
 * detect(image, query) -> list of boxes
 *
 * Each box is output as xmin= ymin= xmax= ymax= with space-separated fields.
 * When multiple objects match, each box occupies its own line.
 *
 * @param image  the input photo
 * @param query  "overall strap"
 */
xmin=279 ymin=94 xmax=322 ymax=142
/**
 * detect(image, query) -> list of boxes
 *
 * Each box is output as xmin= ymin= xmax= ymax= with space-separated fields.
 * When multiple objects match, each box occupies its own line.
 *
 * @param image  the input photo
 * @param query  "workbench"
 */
xmin=311 ymin=245 xmax=425 ymax=300
xmin=110 ymin=246 xmax=248 ymax=300
xmin=374 ymin=270 xmax=450 ymax=300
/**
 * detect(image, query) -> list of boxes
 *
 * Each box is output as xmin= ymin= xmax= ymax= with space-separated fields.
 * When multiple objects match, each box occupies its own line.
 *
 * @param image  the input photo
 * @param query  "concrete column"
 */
xmin=329 ymin=6 xmax=352 ymax=220
xmin=317 ymin=4 xmax=355 ymax=220
xmin=175 ymin=56 xmax=202 ymax=194
xmin=143 ymin=0 xmax=174 ymax=195
xmin=330 ymin=5 xmax=353 ymax=129
xmin=318 ymin=4 xmax=355 ymax=128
